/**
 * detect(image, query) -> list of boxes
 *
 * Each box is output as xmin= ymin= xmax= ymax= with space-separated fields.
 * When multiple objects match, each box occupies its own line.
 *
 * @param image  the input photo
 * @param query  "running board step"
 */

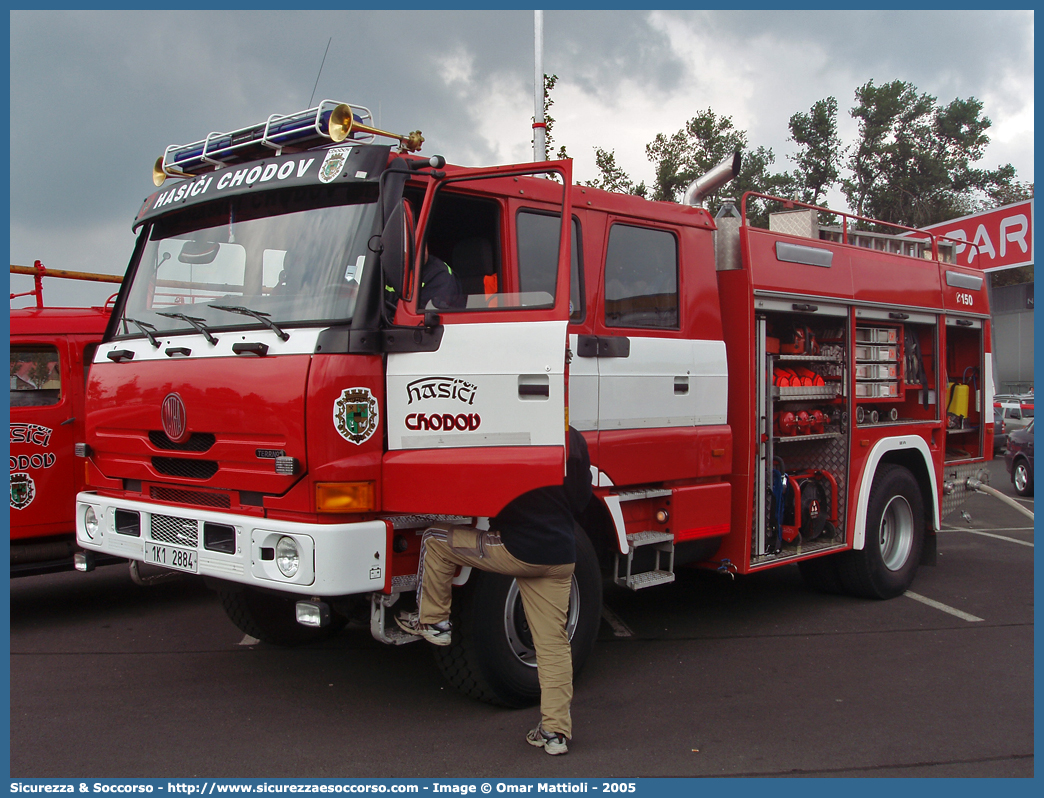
xmin=613 ymin=488 xmax=673 ymax=502
xmin=613 ymin=530 xmax=676 ymax=591
xmin=370 ymin=594 xmax=422 ymax=645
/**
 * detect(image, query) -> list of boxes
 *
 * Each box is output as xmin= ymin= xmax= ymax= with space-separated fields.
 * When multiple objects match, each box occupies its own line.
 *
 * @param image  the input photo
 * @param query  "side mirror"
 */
xmin=380 ymin=199 xmax=415 ymax=299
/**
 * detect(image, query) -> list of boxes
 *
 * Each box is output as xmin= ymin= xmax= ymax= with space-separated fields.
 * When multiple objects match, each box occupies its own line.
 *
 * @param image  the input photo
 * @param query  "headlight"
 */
xmin=83 ymin=506 xmax=99 ymax=539
xmin=275 ymin=536 xmax=300 ymax=578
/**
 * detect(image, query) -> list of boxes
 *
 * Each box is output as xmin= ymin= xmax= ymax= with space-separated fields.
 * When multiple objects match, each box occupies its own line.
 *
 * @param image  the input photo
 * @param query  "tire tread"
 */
xmin=838 ymin=464 xmax=924 ymax=600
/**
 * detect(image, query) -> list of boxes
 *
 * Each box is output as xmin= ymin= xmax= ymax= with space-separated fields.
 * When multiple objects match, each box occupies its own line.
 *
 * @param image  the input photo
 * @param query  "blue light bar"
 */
xmin=155 ymin=100 xmax=376 ymax=184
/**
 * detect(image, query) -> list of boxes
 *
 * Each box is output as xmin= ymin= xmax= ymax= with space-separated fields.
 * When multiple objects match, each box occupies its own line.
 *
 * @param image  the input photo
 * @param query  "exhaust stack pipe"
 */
xmin=683 ymin=152 xmax=742 ymax=207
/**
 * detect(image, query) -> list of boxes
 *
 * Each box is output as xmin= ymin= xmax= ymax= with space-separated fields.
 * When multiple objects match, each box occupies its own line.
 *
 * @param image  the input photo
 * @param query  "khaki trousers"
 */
xmin=416 ymin=524 xmax=575 ymax=739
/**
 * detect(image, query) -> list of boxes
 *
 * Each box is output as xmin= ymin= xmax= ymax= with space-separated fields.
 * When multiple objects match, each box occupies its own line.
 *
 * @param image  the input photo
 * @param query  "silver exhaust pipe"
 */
xmin=683 ymin=152 xmax=742 ymax=207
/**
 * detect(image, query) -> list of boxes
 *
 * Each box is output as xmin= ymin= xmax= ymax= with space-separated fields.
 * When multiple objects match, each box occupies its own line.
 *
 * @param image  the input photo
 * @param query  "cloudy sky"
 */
xmin=9 ymin=9 xmax=1034 ymax=307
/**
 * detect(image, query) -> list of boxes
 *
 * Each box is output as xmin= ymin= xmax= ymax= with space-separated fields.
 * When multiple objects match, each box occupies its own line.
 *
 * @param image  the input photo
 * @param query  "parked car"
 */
xmin=994 ymin=393 xmax=1034 ymax=414
xmin=1004 ymin=420 xmax=1034 ymax=497
xmin=994 ymin=401 xmax=1031 ymax=453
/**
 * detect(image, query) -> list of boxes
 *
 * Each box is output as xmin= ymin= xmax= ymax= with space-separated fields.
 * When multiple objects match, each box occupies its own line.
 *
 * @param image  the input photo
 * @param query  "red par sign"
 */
xmin=922 ymin=199 xmax=1034 ymax=272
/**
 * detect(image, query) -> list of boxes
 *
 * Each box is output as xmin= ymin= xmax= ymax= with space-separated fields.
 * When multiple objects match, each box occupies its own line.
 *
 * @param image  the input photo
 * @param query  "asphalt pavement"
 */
xmin=9 ymin=458 xmax=1033 ymax=778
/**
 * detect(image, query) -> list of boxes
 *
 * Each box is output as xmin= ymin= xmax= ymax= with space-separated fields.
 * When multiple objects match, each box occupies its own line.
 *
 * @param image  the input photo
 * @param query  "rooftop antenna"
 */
xmin=533 ymin=10 xmax=546 ymax=162
xmin=309 ymin=37 xmax=333 ymax=107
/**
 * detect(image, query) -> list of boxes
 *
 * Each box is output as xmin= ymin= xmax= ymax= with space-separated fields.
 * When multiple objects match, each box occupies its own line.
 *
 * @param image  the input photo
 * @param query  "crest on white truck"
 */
xmin=334 ymin=387 xmax=379 ymax=444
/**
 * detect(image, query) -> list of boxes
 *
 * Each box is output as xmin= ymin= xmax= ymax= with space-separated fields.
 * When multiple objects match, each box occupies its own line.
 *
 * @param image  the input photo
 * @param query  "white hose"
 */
xmin=966 ymin=478 xmax=1034 ymax=521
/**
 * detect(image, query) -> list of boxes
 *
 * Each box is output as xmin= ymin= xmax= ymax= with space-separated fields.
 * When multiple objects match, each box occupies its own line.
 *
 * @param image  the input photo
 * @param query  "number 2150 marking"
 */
xmin=956 ymin=292 xmax=975 ymax=306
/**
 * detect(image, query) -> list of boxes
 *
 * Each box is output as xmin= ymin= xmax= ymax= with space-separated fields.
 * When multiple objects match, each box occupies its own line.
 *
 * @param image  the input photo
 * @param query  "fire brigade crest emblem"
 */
xmin=10 ymin=472 xmax=36 ymax=510
xmin=318 ymin=147 xmax=351 ymax=184
xmin=334 ymin=387 xmax=378 ymax=445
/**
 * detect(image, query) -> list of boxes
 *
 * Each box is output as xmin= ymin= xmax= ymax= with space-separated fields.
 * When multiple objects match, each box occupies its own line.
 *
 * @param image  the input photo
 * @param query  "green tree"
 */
xmin=584 ymin=148 xmax=647 ymax=197
xmin=535 ymin=73 xmax=569 ymax=160
xmin=787 ymin=97 xmax=843 ymax=206
xmin=644 ymin=109 xmax=793 ymax=224
xmin=645 ymin=109 xmax=746 ymax=203
xmin=842 ymin=79 xmax=1019 ymax=229
xmin=980 ymin=169 xmax=1033 ymax=210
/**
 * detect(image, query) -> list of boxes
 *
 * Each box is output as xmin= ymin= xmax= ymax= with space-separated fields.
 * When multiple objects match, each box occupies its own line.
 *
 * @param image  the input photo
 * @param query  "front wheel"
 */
xmin=838 ymin=464 xmax=925 ymax=599
xmin=1012 ymin=459 xmax=1034 ymax=497
xmin=433 ymin=524 xmax=602 ymax=707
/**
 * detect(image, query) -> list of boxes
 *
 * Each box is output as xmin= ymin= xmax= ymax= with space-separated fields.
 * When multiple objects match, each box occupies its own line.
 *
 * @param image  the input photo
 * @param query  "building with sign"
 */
xmin=923 ymin=200 xmax=1034 ymax=393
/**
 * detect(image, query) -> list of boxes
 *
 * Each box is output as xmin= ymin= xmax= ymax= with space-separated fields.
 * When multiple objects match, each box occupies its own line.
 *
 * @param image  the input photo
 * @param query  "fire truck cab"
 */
xmin=74 ymin=102 xmax=992 ymax=706
xmin=11 ymin=266 xmax=118 ymax=575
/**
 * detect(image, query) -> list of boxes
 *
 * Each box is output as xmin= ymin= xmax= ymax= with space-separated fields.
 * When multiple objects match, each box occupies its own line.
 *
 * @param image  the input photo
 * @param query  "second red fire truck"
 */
xmin=10 ymin=264 xmax=121 ymax=576
xmin=74 ymin=101 xmax=992 ymax=706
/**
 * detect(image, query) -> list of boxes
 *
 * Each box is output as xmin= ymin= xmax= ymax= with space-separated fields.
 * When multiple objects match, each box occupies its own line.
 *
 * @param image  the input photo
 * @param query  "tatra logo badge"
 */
xmin=319 ymin=147 xmax=351 ymax=184
xmin=334 ymin=387 xmax=378 ymax=445
xmin=10 ymin=472 xmax=36 ymax=510
xmin=161 ymin=393 xmax=188 ymax=442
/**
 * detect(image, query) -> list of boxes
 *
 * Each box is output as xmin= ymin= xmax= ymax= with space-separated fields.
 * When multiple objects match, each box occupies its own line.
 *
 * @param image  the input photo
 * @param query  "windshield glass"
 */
xmin=118 ymin=184 xmax=378 ymax=337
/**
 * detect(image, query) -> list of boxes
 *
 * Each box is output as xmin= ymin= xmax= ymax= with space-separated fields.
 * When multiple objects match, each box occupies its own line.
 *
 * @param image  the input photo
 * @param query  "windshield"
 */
xmin=118 ymin=185 xmax=379 ymax=337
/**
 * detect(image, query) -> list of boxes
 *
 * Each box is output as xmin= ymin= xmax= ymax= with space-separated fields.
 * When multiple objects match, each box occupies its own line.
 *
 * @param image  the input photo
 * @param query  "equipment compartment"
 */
xmin=942 ymin=317 xmax=986 ymax=461
xmin=755 ymin=308 xmax=849 ymax=566
xmin=852 ymin=310 xmax=940 ymax=429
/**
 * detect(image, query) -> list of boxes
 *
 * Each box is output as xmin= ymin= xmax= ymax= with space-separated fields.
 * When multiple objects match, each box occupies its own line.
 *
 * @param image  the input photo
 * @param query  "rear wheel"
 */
xmin=838 ymin=464 xmax=925 ymax=599
xmin=433 ymin=524 xmax=602 ymax=707
xmin=1012 ymin=459 xmax=1033 ymax=497
xmin=219 ymin=586 xmax=344 ymax=646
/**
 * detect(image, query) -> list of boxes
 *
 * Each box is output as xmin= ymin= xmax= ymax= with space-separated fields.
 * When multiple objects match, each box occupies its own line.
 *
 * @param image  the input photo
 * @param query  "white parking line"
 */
xmin=905 ymin=591 xmax=984 ymax=622
xmin=238 ymin=634 xmax=261 ymax=646
xmin=942 ymin=527 xmax=1034 ymax=547
xmin=601 ymin=606 xmax=634 ymax=637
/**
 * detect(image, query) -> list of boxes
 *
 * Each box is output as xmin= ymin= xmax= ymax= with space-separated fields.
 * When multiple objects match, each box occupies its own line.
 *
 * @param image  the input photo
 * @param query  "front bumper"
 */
xmin=75 ymin=492 xmax=388 ymax=596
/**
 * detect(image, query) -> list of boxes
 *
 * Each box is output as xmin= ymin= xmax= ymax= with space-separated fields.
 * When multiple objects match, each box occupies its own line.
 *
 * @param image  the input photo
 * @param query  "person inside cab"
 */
xmin=418 ymin=244 xmax=464 ymax=310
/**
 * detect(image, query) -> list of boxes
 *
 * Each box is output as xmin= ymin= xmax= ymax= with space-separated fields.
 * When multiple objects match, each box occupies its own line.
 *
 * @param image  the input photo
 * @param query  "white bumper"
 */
xmin=75 ymin=492 xmax=387 ymax=596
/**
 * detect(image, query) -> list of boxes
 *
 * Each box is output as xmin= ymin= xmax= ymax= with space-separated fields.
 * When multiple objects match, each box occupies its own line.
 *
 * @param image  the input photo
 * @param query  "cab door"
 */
xmin=383 ymin=161 xmax=574 ymax=516
xmin=9 ymin=337 xmax=82 ymax=541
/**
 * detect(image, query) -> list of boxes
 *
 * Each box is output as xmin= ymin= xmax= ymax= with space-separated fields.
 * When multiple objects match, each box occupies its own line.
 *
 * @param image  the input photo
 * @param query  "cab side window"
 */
xmin=516 ymin=210 xmax=584 ymax=321
xmin=10 ymin=345 xmax=61 ymax=407
xmin=604 ymin=224 xmax=678 ymax=329
xmin=419 ymin=191 xmax=501 ymax=311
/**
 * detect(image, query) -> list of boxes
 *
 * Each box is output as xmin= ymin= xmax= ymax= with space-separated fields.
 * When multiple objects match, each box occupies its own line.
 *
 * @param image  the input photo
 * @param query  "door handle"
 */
xmin=518 ymin=374 xmax=550 ymax=399
xmin=674 ymin=377 xmax=689 ymax=395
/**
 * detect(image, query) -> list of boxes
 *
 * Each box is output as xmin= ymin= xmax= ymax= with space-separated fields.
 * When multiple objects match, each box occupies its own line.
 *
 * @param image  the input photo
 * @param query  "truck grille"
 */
xmin=150 ymin=514 xmax=199 ymax=547
xmin=149 ymin=431 xmax=216 ymax=452
xmin=152 ymin=457 xmax=219 ymax=480
xmin=151 ymin=486 xmax=232 ymax=509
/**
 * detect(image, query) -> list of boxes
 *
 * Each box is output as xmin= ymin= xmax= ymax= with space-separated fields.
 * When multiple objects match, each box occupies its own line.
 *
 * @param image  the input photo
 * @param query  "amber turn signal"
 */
xmin=316 ymin=481 xmax=376 ymax=513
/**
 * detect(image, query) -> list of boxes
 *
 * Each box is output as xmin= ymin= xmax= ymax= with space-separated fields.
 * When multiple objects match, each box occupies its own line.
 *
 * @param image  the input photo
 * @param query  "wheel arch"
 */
xmin=853 ymin=436 xmax=939 ymax=551
xmin=578 ymin=496 xmax=623 ymax=575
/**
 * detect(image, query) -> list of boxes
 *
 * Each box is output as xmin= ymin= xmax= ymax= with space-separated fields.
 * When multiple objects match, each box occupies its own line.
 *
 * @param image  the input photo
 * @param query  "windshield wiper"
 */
xmin=212 ymin=305 xmax=290 ymax=341
xmin=157 ymin=312 xmax=218 ymax=345
xmin=125 ymin=317 xmax=161 ymax=348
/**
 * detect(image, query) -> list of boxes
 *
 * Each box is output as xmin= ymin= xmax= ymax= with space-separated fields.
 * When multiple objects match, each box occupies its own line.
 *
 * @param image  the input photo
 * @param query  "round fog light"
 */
xmin=84 ymin=506 xmax=99 ymax=539
xmin=275 ymin=536 xmax=300 ymax=578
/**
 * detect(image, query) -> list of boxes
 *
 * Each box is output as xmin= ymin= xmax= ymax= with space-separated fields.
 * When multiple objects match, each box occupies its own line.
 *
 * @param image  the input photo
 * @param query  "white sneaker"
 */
xmin=526 ymin=725 xmax=568 ymax=755
xmin=395 ymin=611 xmax=452 ymax=646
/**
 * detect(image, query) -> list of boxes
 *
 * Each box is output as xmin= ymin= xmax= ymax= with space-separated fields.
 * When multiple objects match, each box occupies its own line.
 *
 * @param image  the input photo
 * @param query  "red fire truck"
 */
xmin=73 ymin=102 xmax=993 ymax=706
xmin=10 ymin=263 xmax=121 ymax=576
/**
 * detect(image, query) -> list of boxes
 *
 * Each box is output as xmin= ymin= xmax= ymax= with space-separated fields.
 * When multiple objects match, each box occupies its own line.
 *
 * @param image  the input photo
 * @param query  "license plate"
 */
xmin=144 ymin=542 xmax=198 ymax=573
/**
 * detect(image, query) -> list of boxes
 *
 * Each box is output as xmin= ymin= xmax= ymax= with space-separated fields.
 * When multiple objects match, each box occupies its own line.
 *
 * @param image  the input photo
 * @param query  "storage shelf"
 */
xmin=774 ymin=431 xmax=843 ymax=443
xmin=777 ymin=354 xmax=843 ymax=363
xmin=774 ymin=386 xmax=842 ymax=400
